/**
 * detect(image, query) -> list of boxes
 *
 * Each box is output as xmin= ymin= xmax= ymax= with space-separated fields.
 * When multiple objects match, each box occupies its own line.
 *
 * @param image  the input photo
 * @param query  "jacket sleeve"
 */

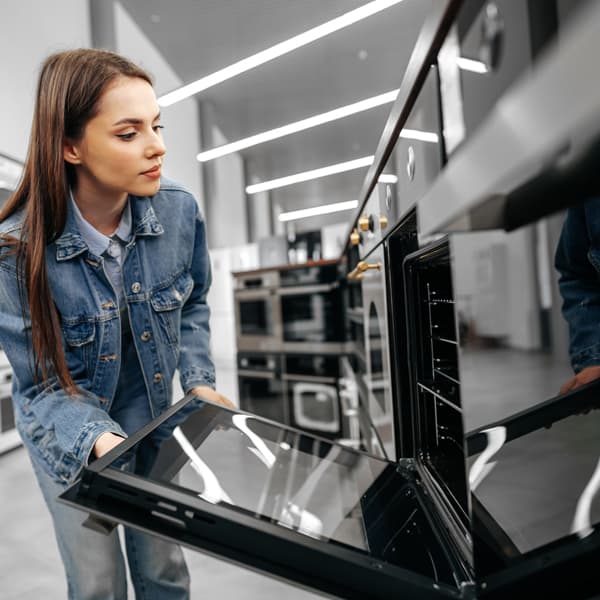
xmin=554 ymin=200 xmax=600 ymax=373
xmin=0 ymin=260 xmax=126 ymax=466
xmin=177 ymin=201 xmax=216 ymax=392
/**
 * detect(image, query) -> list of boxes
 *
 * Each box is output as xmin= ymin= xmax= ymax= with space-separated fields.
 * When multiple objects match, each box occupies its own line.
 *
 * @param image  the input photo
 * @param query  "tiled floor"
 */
xmin=0 ymin=445 xmax=323 ymax=599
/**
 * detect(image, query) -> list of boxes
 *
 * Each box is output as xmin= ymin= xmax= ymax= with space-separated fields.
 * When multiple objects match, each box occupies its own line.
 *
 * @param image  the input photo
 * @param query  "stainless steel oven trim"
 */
xmin=278 ymin=282 xmax=338 ymax=296
xmin=237 ymin=370 xmax=276 ymax=380
xmin=281 ymin=373 xmax=337 ymax=385
xmin=361 ymin=244 xmax=395 ymax=460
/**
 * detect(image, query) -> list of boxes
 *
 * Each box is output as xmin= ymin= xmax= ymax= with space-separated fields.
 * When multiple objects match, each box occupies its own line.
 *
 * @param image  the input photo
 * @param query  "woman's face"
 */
xmin=64 ymin=76 xmax=166 ymax=200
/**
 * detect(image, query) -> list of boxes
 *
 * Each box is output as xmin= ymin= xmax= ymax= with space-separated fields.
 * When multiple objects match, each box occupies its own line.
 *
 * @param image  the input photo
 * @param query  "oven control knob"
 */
xmin=350 ymin=228 xmax=361 ymax=245
xmin=359 ymin=214 xmax=375 ymax=232
xmin=379 ymin=215 xmax=388 ymax=230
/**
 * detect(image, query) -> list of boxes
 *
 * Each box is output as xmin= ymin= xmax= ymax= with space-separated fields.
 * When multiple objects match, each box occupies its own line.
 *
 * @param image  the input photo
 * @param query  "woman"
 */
xmin=0 ymin=48 xmax=232 ymax=599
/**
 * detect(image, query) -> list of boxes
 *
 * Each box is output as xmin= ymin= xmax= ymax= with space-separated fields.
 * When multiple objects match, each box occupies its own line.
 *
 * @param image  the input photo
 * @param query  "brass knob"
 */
xmin=350 ymin=228 xmax=360 ymax=245
xmin=358 ymin=214 xmax=371 ymax=232
xmin=357 ymin=261 xmax=382 ymax=273
xmin=379 ymin=215 xmax=388 ymax=230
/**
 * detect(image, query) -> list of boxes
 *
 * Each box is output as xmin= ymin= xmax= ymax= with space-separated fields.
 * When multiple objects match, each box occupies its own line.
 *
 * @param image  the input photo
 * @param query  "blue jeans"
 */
xmin=30 ymin=456 xmax=190 ymax=600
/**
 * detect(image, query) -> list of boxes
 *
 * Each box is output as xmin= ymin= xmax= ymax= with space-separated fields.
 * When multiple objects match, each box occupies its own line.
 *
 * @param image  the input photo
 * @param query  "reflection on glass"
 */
xmin=104 ymin=399 xmax=459 ymax=585
xmin=453 ymin=211 xmax=600 ymax=577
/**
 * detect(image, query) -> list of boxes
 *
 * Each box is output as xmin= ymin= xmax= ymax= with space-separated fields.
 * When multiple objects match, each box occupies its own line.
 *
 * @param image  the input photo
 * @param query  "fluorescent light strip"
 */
xmin=279 ymin=200 xmax=359 ymax=222
xmin=197 ymin=89 xmax=399 ymax=162
xmin=158 ymin=0 xmax=405 ymax=106
xmin=246 ymin=155 xmax=374 ymax=194
xmin=400 ymin=128 xmax=439 ymax=143
xmin=378 ymin=174 xmax=398 ymax=183
xmin=456 ymin=56 xmax=489 ymax=74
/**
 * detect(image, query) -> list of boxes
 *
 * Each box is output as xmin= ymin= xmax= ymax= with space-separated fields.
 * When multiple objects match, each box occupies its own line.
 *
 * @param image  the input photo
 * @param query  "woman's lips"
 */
xmin=142 ymin=165 xmax=161 ymax=179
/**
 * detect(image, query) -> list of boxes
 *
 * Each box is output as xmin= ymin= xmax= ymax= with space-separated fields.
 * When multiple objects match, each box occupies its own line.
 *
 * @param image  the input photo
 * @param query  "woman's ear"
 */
xmin=63 ymin=139 xmax=82 ymax=165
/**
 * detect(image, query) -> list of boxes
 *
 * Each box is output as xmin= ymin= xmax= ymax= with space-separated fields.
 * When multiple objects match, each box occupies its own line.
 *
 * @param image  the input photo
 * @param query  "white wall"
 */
xmin=114 ymin=2 xmax=204 ymax=211
xmin=0 ymin=1 xmax=91 ymax=161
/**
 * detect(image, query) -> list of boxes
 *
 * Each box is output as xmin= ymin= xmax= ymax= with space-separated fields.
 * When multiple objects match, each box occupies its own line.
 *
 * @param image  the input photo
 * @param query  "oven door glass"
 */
xmin=239 ymin=296 xmax=273 ymax=337
xmin=280 ymin=287 xmax=344 ymax=343
xmin=60 ymin=397 xmax=468 ymax=600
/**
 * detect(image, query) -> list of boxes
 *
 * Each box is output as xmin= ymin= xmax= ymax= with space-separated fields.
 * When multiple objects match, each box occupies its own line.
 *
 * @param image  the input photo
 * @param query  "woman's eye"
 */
xmin=153 ymin=125 xmax=164 ymax=133
xmin=116 ymin=132 xmax=136 ymax=140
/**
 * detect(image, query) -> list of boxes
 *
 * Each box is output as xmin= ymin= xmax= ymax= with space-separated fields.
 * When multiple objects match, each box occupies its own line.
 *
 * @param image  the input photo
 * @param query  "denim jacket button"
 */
xmin=131 ymin=282 xmax=142 ymax=293
xmin=140 ymin=331 xmax=151 ymax=342
xmin=153 ymin=372 xmax=163 ymax=383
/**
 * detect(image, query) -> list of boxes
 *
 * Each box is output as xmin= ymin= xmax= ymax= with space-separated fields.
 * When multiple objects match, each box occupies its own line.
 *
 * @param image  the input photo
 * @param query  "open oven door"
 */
xmin=59 ymin=395 xmax=474 ymax=600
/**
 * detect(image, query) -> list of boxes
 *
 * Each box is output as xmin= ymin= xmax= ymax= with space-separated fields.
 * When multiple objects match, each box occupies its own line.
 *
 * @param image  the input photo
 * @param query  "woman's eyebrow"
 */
xmin=112 ymin=112 xmax=161 ymax=126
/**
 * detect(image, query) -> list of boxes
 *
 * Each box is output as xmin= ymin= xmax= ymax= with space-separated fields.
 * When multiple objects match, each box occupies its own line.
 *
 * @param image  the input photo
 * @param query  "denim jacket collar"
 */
xmin=55 ymin=195 xmax=164 ymax=262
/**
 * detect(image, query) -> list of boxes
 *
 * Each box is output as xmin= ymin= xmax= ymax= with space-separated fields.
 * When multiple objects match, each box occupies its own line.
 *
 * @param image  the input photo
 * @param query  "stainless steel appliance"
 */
xmin=283 ymin=354 xmax=341 ymax=438
xmin=234 ymin=270 xmax=281 ymax=352
xmin=278 ymin=261 xmax=345 ymax=353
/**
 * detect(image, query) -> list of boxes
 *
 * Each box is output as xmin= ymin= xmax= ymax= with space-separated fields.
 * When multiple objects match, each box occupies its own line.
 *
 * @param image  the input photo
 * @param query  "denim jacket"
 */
xmin=0 ymin=178 xmax=215 ymax=483
xmin=555 ymin=198 xmax=600 ymax=373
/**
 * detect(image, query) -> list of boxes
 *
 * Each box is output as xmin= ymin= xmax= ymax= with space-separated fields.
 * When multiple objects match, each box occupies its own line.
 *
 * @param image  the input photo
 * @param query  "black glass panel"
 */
xmin=281 ymin=291 xmax=343 ymax=342
xmin=239 ymin=300 xmax=271 ymax=336
xmin=63 ymin=398 xmax=463 ymax=595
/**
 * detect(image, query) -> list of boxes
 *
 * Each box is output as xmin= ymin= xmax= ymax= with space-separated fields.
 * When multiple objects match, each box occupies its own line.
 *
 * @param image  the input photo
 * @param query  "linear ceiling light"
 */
xmin=400 ymin=128 xmax=439 ymax=143
xmin=197 ymin=89 xmax=399 ymax=162
xmin=279 ymin=200 xmax=359 ymax=222
xmin=378 ymin=174 xmax=398 ymax=183
xmin=158 ymin=0 xmax=406 ymax=107
xmin=246 ymin=155 xmax=374 ymax=194
xmin=456 ymin=57 xmax=489 ymax=74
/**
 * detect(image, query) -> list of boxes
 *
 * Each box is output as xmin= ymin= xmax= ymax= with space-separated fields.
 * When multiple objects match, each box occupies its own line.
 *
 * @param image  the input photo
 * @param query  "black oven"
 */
xmin=279 ymin=262 xmax=345 ymax=351
xmin=237 ymin=353 xmax=286 ymax=425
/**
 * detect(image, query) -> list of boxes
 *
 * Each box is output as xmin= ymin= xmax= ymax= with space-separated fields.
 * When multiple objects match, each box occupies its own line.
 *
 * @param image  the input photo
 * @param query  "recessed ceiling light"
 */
xmin=197 ymin=89 xmax=398 ymax=162
xmin=278 ymin=200 xmax=359 ymax=222
xmin=158 ymin=0 xmax=406 ymax=106
xmin=246 ymin=156 xmax=374 ymax=194
xmin=358 ymin=49 xmax=368 ymax=61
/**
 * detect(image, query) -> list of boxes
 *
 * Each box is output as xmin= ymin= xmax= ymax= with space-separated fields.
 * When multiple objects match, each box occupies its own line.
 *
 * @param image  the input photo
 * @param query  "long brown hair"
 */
xmin=0 ymin=49 xmax=152 ymax=394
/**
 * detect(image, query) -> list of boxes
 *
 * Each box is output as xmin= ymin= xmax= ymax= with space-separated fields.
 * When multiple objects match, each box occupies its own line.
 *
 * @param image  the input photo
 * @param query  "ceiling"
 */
xmin=119 ymin=0 xmax=434 ymax=222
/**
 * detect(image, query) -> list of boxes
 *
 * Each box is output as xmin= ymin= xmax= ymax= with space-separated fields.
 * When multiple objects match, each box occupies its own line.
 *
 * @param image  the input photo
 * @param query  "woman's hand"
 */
xmin=560 ymin=365 xmax=600 ymax=394
xmin=189 ymin=385 xmax=236 ymax=409
xmin=93 ymin=432 xmax=125 ymax=458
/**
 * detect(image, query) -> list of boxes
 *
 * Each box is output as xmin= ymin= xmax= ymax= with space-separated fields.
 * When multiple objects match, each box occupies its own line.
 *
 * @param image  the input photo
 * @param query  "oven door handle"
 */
xmin=282 ymin=373 xmax=337 ymax=384
xmin=234 ymin=289 xmax=276 ymax=300
xmin=237 ymin=369 xmax=276 ymax=380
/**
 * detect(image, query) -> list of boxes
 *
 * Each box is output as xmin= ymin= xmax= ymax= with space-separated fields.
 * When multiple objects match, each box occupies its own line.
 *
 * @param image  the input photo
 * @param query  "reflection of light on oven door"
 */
xmin=278 ymin=503 xmax=323 ymax=539
xmin=572 ymin=456 xmax=600 ymax=539
xmin=469 ymin=426 xmax=506 ymax=491
xmin=231 ymin=414 xmax=276 ymax=468
xmin=173 ymin=427 xmax=233 ymax=504
xmin=277 ymin=445 xmax=344 ymax=539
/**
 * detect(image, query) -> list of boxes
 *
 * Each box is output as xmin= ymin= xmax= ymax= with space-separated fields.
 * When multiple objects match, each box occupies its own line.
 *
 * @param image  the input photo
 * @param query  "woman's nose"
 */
xmin=147 ymin=131 xmax=166 ymax=158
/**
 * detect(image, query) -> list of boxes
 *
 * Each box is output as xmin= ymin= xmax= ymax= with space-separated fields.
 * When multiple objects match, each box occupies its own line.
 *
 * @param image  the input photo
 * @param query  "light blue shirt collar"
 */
xmin=69 ymin=190 xmax=132 ymax=257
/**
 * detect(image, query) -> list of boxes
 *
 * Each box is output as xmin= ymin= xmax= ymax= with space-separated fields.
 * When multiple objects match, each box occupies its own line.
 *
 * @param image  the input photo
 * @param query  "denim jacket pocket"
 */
xmin=61 ymin=319 xmax=96 ymax=369
xmin=150 ymin=271 xmax=193 ymax=344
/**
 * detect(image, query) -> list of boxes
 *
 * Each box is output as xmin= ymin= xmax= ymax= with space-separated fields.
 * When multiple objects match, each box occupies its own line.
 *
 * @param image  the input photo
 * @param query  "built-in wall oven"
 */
xmin=283 ymin=354 xmax=341 ymax=439
xmin=279 ymin=261 xmax=345 ymax=352
xmin=237 ymin=353 xmax=286 ymax=425
xmin=234 ymin=270 xmax=281 ymax=352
